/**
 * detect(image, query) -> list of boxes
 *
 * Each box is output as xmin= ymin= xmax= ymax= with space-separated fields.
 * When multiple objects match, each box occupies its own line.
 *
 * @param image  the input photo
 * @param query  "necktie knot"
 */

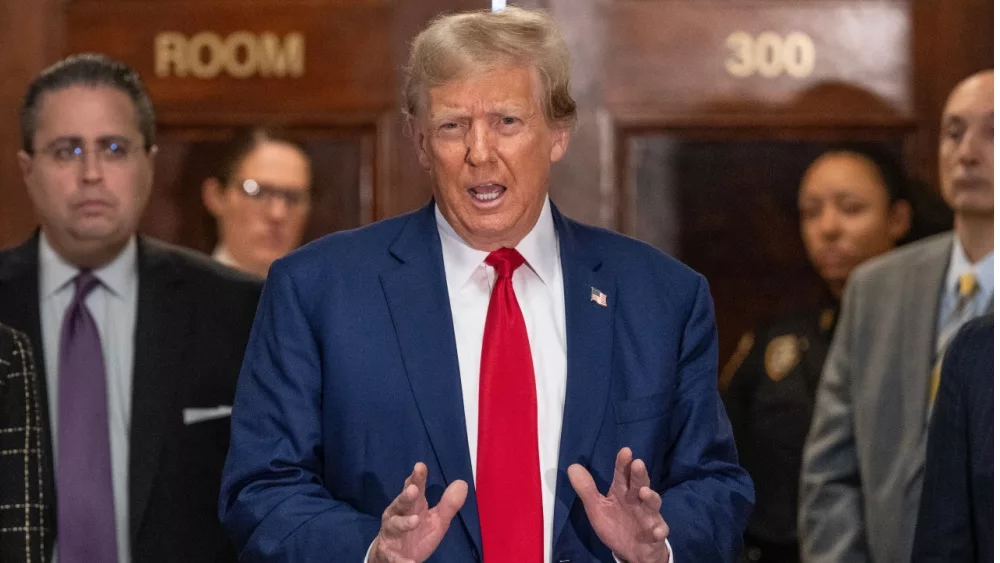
xmin=958 ymin=272 xmax=979 ymax=299
xmin=72 ymin=270 xmax=101 ymax=305
xmin=485 ymin=248 xmax=526 ymax=279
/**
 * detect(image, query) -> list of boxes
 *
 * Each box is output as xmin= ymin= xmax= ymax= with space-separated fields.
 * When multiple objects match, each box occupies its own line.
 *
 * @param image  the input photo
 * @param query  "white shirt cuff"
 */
xmin=363 ymin=538 xmax=375 ymax=562
xmin=612 ymin=538 xmax=673 ymax=563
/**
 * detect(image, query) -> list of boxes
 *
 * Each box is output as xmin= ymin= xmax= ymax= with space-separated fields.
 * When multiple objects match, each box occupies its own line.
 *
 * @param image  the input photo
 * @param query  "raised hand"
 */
xmin=568 ymin=447 xmax=670 ymax=563
xmin=370 ymin=462 xmax=468 ymax=563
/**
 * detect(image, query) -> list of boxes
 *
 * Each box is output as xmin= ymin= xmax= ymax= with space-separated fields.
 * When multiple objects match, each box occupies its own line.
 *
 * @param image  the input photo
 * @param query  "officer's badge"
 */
xmin=765 ymin=334 xmax=801 ymax=382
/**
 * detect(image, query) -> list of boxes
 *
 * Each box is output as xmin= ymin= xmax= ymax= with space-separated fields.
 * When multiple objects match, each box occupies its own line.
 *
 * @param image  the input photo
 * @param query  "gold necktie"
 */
xmin=929 ymin=272 xmax=980 ymax=405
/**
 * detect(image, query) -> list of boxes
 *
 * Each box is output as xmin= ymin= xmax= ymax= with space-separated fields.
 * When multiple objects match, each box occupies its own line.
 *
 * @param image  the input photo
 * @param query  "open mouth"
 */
xmin=468 ymin=183 xmax=506 ymax=204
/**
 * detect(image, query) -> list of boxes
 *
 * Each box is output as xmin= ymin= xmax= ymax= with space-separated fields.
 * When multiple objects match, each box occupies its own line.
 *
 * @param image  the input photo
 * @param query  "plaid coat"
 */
xmin=0 ymin=323 xmax=51 ymax=563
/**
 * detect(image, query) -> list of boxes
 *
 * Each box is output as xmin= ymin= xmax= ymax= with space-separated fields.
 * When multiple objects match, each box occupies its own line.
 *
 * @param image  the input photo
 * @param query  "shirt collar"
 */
xmin=946 ymin=234 xmax=994 ymax=297
xmin=39 ymin=232 xmax=138 ymax=299
xmin=435 ymin=196 xmax=560 ymax=294
xmin=213 ymin=245 xmax=240 ymax=269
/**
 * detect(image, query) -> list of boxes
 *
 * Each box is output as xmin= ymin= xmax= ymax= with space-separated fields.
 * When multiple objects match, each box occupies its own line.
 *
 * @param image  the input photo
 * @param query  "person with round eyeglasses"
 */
xmin=202 ymin=126 xmax=312 ymax=278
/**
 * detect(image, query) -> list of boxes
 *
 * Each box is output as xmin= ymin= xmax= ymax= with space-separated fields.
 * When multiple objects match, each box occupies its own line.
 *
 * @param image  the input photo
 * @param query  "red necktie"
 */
xmin=477 ymin=248 xmax=543 ymax=562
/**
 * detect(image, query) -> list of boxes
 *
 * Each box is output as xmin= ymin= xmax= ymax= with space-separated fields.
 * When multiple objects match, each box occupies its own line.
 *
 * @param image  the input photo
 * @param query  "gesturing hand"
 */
xmin=370 ymin=462 xmax=468 ymax=563
xmin=568 ymin=447 xmax=670 ymax=563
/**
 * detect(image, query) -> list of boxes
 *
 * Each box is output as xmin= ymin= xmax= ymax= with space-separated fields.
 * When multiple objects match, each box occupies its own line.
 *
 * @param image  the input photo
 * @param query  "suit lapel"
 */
xmin=550 ymin=207 xmax=615 ymax=549
xmin=128 ymin=237 xmax=188 ymax=545
xmin=0 ymin=234 xmax=56 ymax=559
xmin=899 ymin=234 xmax=952 ymax=428
xmin=378 ymin=203 xmax=482 ymax=558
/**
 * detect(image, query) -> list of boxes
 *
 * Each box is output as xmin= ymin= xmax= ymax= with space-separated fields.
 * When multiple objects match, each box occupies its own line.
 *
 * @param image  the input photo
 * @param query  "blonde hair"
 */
xmin=403 ymin=6 xmax=577 ymax=128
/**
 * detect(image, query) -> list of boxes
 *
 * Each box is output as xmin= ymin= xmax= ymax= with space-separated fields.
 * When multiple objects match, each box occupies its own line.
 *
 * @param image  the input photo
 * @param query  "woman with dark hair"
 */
xmin=722 ymin=144 xmax=914 ymax=563
xmin=202 ymin=126 xmax=312 ymax=278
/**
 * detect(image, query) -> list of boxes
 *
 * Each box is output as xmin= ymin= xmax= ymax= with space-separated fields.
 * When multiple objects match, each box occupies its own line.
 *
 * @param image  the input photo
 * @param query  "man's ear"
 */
xmin=408 ymin=117 xmax=431 ymax=171
xmin=549 ymin=127 xmax=570 ymax=163
xmin=17 ymin=150 xmax=34 ymax=187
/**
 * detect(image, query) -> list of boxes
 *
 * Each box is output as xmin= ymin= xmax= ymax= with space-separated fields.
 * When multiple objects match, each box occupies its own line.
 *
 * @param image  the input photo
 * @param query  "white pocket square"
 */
xmin=182 ymin=405 xmax=232 ymax=425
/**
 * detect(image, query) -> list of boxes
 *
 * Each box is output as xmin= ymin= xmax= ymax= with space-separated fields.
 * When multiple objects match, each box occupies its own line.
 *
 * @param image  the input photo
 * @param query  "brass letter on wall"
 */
xmin=258 ymin=32 xmax=305 ymax=78
xmin=155 ymin=32 xmax=188 ymax=77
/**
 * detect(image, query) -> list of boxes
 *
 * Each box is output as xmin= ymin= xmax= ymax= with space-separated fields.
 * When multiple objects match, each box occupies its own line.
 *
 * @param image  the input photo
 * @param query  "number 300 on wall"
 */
xmin=724 ymin=31 xmax=816 ymax=78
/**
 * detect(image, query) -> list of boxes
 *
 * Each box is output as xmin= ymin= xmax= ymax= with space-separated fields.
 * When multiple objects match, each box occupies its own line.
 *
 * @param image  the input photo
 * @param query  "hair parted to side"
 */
xmin=20 ymin=53 xmax=156 ymax=154
xmin=403 ymin=6 xmax=577 ymax=129
xmin=212 ymin=125 xmax=310 ymax=187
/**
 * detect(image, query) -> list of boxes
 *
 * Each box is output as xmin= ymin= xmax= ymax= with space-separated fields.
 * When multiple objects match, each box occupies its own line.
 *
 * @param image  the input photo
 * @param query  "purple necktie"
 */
xmin=57 ymin=271 xmax=118 ymax=563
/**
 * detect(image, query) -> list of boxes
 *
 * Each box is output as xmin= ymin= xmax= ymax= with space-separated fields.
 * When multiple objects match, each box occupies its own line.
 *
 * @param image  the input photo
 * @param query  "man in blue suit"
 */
xmin=219 ymin=7 xmax=753 ymax=563
xmin=912 ymin=315 xmax=993 ymax=563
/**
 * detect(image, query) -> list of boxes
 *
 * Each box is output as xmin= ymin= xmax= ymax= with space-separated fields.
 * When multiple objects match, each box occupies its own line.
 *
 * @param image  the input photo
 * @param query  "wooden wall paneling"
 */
xmin=594 ymin=0 xmax=921 ymax=369
xmin=63 ymin=0 xmax=396 ymax=122
xmin=0 ymin=0 xmax=63 ymax=248
xmin=603 ymin=0 xmax=913 ymax=127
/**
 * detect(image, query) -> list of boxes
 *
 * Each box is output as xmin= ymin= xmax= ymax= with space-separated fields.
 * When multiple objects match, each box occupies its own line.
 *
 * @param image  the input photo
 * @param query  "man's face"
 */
xmin=939 ymin=72 xmax=994 ymax=218
xmin=798 ymin=152 xmax=910 ymax=296
xmin=18 ymin=86 xmax=155 ymax=265
xmin=412 ymin=65 xmax=569 ymax=251
xmin=205 ymin=141 xmax=311 ymax=276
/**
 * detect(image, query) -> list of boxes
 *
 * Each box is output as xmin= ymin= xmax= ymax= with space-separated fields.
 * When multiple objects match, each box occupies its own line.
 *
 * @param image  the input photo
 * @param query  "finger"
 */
xmin=610 ymin=447 xmax=633 ymax=494
xmin=568 ymin=464 xmax=602 ymax=506
xmin=433 ymin=479 xmax=468 ymax=523
xmin=408 ymin=462 xmax=429 ymax=499
xmin=387 ymin=463 xmax=426 ymax=517
xmin=383 ymin=513 xmax=421 ymax=536
xmin=385 ymin=482 xmax=421 ymax=518
xmin=638 ymin=486 xmax=662 ymax=512
xmin=630 ymin=458 xmax=651 ymax=491
xmin=649 ymin=522 xmax=670 ymax=543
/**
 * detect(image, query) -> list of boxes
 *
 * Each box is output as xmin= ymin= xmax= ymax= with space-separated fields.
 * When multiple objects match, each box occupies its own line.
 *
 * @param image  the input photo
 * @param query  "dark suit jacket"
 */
xmin=220 ymin=201 xmax=754 ymax=562
xmin=912 ymin=315 xmax=993 ymax=563
xmin=0 ymin=234 xmax=262 ymax=563
xmin=0 ymin=323 xmax=47 ymax=563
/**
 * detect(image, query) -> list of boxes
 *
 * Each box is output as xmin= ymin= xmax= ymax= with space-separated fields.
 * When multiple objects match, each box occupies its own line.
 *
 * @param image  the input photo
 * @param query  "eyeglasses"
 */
xmin=238 ymin=179 xmax=310 ymax=209
xmin=34 ymin=136 xmax=141 ymax=166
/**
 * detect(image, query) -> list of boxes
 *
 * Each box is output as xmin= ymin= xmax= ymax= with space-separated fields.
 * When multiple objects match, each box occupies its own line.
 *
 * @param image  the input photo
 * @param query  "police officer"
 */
xmin=722 ymin=144 xmax=914 ymax=563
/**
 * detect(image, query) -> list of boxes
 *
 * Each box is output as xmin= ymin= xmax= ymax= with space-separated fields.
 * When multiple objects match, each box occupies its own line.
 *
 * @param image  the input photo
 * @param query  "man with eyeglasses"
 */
xmin=0 ymin=53 xmax=261 ymax=563
xmin=202 ymin=126 xmax=313 ymax=278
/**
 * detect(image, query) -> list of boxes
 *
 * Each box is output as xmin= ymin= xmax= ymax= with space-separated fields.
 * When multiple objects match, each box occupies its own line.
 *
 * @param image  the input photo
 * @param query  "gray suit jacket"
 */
xmin=799 ymin=232 xmax=963 ymax=563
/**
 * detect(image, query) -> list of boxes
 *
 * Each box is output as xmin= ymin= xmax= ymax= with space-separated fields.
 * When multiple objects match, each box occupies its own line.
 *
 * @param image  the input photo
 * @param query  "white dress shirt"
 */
xmin=936 ymin=236 xmax=994 ymax=338
xmin=39 ymin=233 xmax=138 ymax=563
xmin=212 ymin=245 xmax=240 ymax=270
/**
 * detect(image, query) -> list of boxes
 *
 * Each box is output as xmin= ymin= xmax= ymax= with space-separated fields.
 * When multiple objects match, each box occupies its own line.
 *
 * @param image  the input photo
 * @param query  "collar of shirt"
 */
xmin=945 ymin=235 xmax=994 ymax=299
xmin=435 ymin=196 xmax=560 ymax=295
xmin=39 ymin=232 xmax=139 ymax=300
xmin=212 ymin=245 xmax=240 ymax=270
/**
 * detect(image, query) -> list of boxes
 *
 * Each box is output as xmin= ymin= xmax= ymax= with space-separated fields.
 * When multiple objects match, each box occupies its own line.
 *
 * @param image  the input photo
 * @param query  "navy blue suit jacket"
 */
xmin=912 ymin=315 xmax=993 ymax=563
xmin=219 ymin=202 xmax=753 ymax=562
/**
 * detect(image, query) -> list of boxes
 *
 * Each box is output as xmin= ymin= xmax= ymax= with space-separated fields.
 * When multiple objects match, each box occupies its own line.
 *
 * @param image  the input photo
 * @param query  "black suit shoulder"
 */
xmin=943 ymin=315 xmax=993 ymax=387
xmin=139 ymin=237 xmax=262 ymax=291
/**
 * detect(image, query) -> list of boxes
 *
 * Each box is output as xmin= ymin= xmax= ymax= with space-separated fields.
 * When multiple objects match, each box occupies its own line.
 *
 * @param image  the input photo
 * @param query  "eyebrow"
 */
xmin=43 ymin=134 xmax=132 ymax=147
xmin=43 ymin=136 xmax=84 ymax=149
xmin=430 ymin=105 xmax=532 ymax=121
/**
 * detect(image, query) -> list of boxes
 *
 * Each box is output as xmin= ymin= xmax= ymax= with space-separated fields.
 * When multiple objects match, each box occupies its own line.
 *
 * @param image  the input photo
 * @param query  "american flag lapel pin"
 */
xmin=590 ymin=287 xmax=607 ymax=307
